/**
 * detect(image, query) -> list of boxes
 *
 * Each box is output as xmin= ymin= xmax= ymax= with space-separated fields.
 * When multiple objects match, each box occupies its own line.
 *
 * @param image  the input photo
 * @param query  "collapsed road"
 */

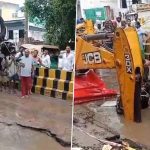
xmin=73 ymin=69 xmax=150 ymax=150
xmin=0 ymin=92 xmax=72 ymax=150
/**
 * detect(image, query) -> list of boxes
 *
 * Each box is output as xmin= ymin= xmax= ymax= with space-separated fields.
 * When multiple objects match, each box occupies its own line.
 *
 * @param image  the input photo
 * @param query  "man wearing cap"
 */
xmin=19 ymin=49 xmax=33 ymax=98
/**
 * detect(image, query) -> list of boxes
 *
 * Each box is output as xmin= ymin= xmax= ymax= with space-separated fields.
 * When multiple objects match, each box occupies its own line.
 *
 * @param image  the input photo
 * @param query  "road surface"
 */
xmin=0 ymin=92 xmax=72 ymax=150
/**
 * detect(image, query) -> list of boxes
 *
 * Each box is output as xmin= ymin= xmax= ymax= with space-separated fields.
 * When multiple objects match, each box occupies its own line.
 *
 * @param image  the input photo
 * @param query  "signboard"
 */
xmin=84 ymin=7 xmax=106 ymax=22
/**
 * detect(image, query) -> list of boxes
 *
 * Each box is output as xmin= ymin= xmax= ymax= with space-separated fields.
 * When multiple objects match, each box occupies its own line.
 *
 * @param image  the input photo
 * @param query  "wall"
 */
xmin=80 ymin=0 xmax=121 ymax=18
xmin=142 ymin=0 xmax=150 ymax=3
xmin=0 ymin=2 xmax=19 ymax=21
xmin=77 ymin=0 xmax=82 ymax=19
xmin=5 ymin=21 xmax=45 ymax=43
xmin=28 ymin=30 xmax=45 ymax=41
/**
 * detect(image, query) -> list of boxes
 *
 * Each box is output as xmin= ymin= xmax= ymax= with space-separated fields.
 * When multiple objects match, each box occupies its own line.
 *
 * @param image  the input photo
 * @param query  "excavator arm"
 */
xmin=75 ymin=26 xmax=144 ymax=122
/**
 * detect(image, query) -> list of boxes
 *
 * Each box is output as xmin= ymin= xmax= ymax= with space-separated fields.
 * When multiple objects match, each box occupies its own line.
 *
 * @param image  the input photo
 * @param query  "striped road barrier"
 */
xmin=32 ymin=68 xmax=74 ymax=100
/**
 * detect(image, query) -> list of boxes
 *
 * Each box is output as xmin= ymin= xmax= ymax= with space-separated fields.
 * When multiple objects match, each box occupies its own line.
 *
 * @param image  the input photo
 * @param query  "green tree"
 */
xmin=25 ymin=0 xmax=76 ymax=49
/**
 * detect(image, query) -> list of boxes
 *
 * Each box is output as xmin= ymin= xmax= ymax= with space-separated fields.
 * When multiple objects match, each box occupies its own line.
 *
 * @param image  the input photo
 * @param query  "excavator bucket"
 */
xmin=74 ymin=70 xmax=117 ymax=104
xmin=113 ymin=27 xmax=143 ymax=122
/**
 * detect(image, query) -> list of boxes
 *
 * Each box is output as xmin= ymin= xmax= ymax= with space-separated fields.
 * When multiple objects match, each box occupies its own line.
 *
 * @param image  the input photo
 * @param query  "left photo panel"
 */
xmin=0 ymin=0 xmax=76 ymax=150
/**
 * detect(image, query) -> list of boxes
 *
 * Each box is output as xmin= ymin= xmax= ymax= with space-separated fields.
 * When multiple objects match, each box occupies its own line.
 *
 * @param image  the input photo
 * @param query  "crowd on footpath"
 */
xmin=0 ymin=45 xmax=74 ymax=98
xmin=77 ymin=13 xmax=148 ymax=57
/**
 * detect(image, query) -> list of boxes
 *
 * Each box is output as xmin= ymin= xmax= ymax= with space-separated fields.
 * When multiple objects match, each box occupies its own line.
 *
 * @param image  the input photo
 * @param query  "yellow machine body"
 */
xmin=76 ymin=20 xmax=95 ymax=35
xmin=75 ymin=22 xmax=143 ymax=122
xmin=113 ymin=27 xmax=143 ymax=121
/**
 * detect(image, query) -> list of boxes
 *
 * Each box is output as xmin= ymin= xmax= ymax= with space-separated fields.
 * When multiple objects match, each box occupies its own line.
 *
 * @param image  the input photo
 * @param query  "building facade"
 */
xmin=0 ymin=1 xmax=20 ymax=21
xmin=0 ymin=1 xmax=45 ymax=45
xmin=78 ymin=0 xmax=150 ymax=20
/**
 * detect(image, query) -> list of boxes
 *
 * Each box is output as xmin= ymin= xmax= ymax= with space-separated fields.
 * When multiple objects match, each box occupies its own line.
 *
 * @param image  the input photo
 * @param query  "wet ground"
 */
xmin=73 ymin=69 xmax=150 ymax=150
xmin=0 ymin=92 xmax=72 ymax=150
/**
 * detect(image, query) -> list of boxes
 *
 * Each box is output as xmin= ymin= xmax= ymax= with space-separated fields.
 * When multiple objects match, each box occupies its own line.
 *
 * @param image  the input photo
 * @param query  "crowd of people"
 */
xmin=0 ymin=45 xmax=74 ymax=98
xmin=77 ymin=14 xmax=149 ymax=54
xmin=94 ymin=13 xmax=148 ymax=55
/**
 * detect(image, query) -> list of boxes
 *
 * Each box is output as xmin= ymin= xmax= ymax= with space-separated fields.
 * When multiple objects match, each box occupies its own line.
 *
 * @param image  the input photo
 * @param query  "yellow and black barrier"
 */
xmin=32 ymin=68 xmax=74 ymax=100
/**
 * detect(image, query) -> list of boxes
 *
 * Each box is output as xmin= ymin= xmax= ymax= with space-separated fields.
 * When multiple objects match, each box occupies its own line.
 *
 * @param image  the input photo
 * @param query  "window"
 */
xmin=19 ymin=29 xmax=24 ymax=38
xmin=121 ymin=0 xmax=127 ymax=8
xmin=132 ymin=0 xmax=141 ymax=4
xmin=12 ymin=13 xmax=17 ymax=18
xmin=126 ymin=0 xmax=133 ymax=7
xmin=121 ymin=0 xmax=142 ymax=9
xmin=9 ymin=30 xmax=13 ymax=39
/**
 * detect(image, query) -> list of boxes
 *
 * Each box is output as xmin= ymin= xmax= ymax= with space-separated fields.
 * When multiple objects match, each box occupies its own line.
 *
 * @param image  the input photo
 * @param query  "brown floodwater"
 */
xmin=73 ymin=69 xmax=150 ymax=149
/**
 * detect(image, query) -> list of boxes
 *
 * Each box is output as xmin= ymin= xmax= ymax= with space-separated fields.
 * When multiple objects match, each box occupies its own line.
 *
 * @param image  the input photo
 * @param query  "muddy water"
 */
xmin=73 ymin=69 xmax=150 ymax=149
xmin=90 ymin=103 xmax=150 ymax=147
xmin=99 ymin=69 xmax=150 ymax=147
xmin=120 ymin=109 xmax=150 ymax=147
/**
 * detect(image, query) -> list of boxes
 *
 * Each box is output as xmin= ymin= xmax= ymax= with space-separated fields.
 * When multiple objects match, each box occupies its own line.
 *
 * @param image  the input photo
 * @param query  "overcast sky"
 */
xmin=0 ymin=0 xmax=25 ymax=6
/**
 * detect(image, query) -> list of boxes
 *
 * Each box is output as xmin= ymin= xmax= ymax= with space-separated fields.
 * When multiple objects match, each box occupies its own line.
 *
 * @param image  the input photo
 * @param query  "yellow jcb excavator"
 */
xmin=75 ymin=20 xmax=150 ymax=123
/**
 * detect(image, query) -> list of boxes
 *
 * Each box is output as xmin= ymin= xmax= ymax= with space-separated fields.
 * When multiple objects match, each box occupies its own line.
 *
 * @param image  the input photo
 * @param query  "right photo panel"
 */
xmin=73 ymin=0 xmax=150 ymax=149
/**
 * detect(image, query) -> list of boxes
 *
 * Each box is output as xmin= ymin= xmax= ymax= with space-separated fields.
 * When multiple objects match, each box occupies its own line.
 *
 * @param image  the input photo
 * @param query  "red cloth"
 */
xmin=29 ymin=77 xmax=32 ymax=94
xmin=21 ymin=76 xmax=31 ymax=96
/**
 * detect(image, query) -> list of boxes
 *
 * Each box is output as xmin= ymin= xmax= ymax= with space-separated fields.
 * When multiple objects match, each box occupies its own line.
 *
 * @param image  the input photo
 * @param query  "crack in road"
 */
xmin=0 ymin=121 xmax=71 ymax=147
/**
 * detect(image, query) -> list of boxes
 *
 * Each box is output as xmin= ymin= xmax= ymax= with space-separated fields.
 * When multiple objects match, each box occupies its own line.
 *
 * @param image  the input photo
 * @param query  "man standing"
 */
xmin=126 ymin=18 xmax=132 ymax=28
xmin=103 ymin=20 xmax=114 ymax=49
xmin=20 ymin=49 xmax=33 ymax=98
xmin=116 ymin=17 xmax=122 ymax=27
xmin=131 ymin=13 xmax=139 ymax=27
xmin=135 ymin=21 xmax=147 ymax=58
xmin=41 ymin=50 xmax=51 ymax=68
xmin=62 ymin=46 xmax=74 ymax=71
xmin=8 ymin=51 xmax=19 ymax=94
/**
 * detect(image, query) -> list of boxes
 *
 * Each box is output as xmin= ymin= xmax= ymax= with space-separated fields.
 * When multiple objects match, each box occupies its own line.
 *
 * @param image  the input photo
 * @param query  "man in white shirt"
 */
xmin=41 ymin=50 xmax=51 ymax=68
xmin=131 ymin=13 xmax=139 ymax=27
xmin=20 ymin=49 xmax=33 ymax=98
xmin=62 ymin=46 xmax=74 ymax=71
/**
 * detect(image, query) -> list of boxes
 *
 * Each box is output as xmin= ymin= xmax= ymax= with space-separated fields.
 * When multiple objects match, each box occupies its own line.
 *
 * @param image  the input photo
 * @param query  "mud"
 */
xmin=73 ymin=69 xmax=150 ymax=150
xmin=0 ymin=92 xmax=72 ymax=149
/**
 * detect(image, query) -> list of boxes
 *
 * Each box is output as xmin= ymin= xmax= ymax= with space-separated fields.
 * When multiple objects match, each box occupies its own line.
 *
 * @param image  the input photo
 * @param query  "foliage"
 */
xmin=25 ymin=0 xmax=76 ymax=49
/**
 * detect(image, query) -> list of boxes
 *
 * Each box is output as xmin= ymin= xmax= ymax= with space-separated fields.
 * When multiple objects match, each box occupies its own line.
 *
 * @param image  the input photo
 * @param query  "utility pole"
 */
xmin=24 ymin=0 xmax=29 ymax=44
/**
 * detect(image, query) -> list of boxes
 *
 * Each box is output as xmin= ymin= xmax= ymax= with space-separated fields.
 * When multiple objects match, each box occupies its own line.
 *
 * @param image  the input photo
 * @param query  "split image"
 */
xmin=73 ymin=0 xmax=150 ymax=149
xmin=0 ymin=0 xmax=75 ymax=150
xmin=0 ymin=0 xmax=150 ymax=150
